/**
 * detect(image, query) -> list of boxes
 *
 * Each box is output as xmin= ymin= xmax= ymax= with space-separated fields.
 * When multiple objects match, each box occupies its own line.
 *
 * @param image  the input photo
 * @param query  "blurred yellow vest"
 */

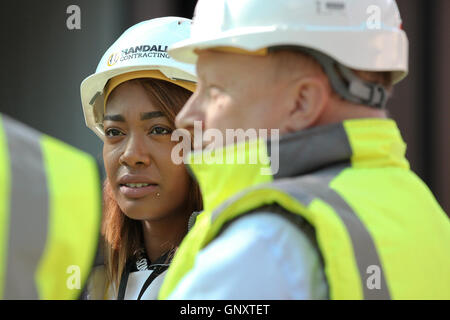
xmin=0 ymin=114 xmax=101 ymax=299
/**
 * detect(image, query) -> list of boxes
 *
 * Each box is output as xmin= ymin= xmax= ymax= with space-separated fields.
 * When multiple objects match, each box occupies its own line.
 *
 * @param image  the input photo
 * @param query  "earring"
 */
xmin=156 ymin=192 xmax=160 ymax=197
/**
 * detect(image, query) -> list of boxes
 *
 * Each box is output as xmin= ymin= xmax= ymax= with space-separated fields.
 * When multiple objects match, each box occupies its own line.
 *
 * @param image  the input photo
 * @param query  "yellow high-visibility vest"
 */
xmin=0 ymin=114 xmax=101 ymax=299
xmin=159 ymin=119 xmax=450 ymax=299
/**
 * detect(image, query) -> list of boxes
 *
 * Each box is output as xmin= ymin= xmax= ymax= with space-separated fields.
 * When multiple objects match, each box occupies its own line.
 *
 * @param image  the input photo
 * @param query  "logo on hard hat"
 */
xmin=107 ymin=52 xmax=120 ymax=66
xmin=119 ymin=44 xmax=171 ymax=62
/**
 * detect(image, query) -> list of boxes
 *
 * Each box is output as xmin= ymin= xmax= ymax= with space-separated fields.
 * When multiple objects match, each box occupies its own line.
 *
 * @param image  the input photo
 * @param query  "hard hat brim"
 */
xmin=80 ymin=65 xmax=196 ymax=140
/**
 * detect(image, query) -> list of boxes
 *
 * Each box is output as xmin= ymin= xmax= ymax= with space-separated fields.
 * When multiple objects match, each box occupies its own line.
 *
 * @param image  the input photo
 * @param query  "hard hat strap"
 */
xmin=269 ymin=46 xmax=388 ymax=109
xmin=334 ymin=61 xmax=387 ymax=109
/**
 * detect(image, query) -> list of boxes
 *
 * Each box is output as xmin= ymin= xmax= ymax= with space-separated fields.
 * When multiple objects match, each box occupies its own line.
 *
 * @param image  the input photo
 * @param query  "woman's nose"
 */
xmin=119 ymin=134 xmax=151 ymax=168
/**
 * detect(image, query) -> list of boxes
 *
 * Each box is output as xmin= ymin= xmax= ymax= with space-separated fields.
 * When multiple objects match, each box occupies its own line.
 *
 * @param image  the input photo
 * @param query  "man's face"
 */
xmin=175 ymin=50 xmax=290 ymax=148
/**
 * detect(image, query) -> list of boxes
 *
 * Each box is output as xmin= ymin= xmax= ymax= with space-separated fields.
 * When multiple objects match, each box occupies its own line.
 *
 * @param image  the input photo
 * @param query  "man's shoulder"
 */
xmin=213 ymin=208 xmax=317 ymax=257
xmin=180 ymin=209 xmax=329 ymax=299
xmin=217 ymin=204 xmax=315 ymax=245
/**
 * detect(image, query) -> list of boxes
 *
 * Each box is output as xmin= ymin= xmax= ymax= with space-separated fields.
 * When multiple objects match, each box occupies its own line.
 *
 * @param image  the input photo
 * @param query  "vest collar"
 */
xmin=187 ymin=118 xmax=409 ymax=212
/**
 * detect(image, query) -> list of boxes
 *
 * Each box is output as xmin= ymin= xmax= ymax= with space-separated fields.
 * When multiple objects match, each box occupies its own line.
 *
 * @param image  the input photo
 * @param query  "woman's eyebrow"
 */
xmin=103 ymin=112 xmax=165 ymax=122
xmin=103 ymin=114 xmax=125 ymax=122
xmin=140 ymin=111 xmax=165 ymax=120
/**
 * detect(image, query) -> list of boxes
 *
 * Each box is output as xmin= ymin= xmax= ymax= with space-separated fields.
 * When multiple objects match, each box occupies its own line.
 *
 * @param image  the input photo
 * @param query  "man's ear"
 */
xmin=280 ymin=76 xmax=329 ymax=133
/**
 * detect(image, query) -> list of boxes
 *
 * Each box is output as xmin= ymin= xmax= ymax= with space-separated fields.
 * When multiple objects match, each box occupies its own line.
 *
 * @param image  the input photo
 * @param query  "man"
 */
xmin=159 ymin=0 xmax=450 ymax=299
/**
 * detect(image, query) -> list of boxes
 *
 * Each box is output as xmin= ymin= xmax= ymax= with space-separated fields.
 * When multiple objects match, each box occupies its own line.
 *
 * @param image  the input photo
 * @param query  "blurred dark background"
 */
xmin=0 ymin=0 xmax=448 ymax=214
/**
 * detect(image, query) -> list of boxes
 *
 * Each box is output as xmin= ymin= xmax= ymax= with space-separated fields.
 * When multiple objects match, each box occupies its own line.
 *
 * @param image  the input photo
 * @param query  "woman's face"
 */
xmin=103 ymin=81 xmax=191 ymax=221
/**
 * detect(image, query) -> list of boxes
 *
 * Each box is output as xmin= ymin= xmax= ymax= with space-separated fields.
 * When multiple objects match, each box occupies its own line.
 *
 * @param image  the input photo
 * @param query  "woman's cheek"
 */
xmin=103 ymin=145 xmax=121 ymax=182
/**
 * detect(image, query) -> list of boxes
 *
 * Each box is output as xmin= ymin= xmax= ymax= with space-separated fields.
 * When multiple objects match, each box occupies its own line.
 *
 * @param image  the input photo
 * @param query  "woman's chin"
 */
xmin=122 ymin=209 xmax=164 ymax=221
xmin=119 ymin=201 xmax=165 ymax=221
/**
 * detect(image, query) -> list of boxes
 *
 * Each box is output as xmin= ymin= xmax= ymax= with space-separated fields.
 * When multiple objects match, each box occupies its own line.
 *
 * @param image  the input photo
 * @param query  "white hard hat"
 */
xmin=169 ymin=0 xmax=408 ymax=85
xmin=81 ymin=17 xmax=196 ymax=140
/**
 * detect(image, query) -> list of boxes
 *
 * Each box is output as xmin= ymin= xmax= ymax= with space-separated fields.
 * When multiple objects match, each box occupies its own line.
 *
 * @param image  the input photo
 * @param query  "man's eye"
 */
xmin=150 ymin=126 xmax=171 ymax=135
xmin=105 ymin=128 xmax=124 ymax=137
xmin=207 ymin=85 xmax=225 ymax=100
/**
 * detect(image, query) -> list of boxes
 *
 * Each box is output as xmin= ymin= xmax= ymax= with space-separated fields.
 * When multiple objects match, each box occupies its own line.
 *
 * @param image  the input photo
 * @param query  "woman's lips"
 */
xmin=119 ymin=184 xmax=159 ymax=199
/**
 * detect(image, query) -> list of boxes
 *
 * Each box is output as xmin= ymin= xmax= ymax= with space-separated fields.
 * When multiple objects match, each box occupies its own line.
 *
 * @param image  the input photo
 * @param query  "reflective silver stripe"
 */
xmin=2 ymin=116 xmax=49 ymax=299
xmin=277 ymin=165 xmax=391 ymax=299
xmin=269 ymin=123 xmax=390 ymax=298
xmin=210 ymin=164 xmax=391 ymax=299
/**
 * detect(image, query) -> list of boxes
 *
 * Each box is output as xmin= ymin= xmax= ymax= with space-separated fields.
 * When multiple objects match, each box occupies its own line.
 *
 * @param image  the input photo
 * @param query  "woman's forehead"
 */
xmin=105 ymin=81 xmax=161 ymax=116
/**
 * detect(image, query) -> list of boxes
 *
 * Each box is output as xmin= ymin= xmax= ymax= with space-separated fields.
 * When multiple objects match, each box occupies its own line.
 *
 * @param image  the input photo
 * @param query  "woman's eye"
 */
xmin=150 ymin=126 xmax=172 ymax=135
xmin=105 ymin=128 xmax=124 ymax=137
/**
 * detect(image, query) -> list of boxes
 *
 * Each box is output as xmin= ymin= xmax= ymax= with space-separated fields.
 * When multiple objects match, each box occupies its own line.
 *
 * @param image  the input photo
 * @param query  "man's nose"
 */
xmin=119 ymin=134 xmax=151 ymax=168
xmin=175 ymin=94 xmax=204 ymax=132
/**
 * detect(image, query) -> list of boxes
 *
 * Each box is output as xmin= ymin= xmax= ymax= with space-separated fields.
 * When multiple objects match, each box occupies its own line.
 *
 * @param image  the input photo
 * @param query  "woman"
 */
xmin=80 ymin=17 xmax=202 ymax=299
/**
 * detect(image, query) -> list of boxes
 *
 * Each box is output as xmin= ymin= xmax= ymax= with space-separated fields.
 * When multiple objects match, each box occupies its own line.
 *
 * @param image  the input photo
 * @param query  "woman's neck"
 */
xmin=140 ymin=211 xmax=190 ymax=262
